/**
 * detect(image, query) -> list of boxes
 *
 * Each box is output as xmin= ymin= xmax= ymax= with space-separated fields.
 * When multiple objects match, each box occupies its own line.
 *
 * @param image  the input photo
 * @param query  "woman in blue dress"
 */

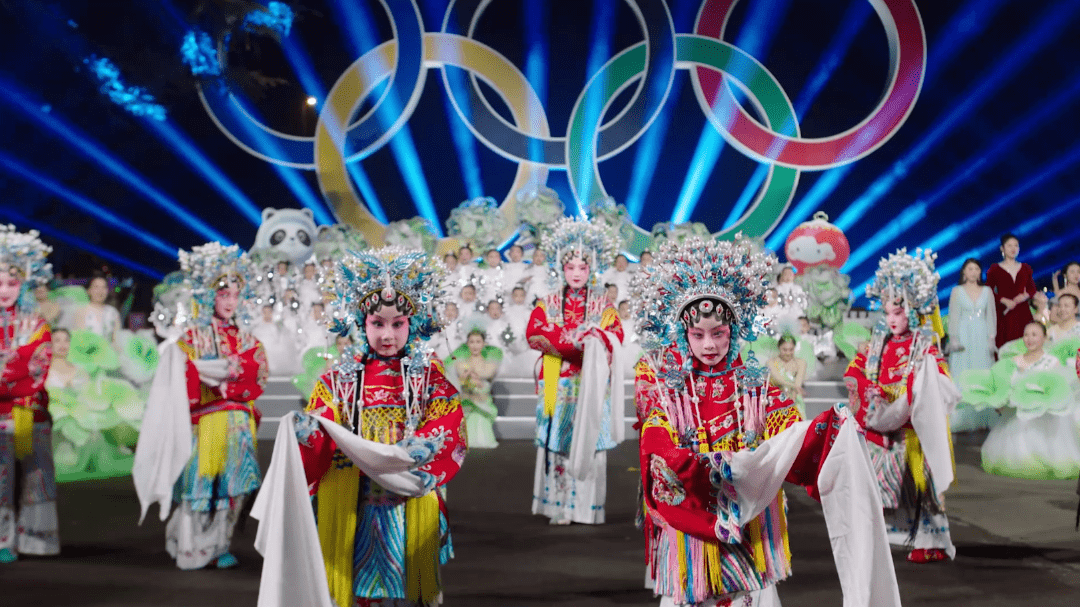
xmin=948 ymin=259 xmax=998 ymax=431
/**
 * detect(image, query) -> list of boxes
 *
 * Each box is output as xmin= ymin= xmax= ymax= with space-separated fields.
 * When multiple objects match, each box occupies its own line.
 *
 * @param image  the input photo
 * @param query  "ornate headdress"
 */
xmin=177 ymin=242 xmax=258 ymax=327
xmin=864 ymin=247 xmax=940 ymax=319
xmin=632 ymin=235 xmax=777 ymax=374
xmin=541 ymin=216 xmax=620 ymax=290
xmin=323 ymin=246 xmax=448 ymax=356
xmin=863 ymin=248 xmax=942 ymax=381
xmin=0 ymin=225 xmax=53 ymax=312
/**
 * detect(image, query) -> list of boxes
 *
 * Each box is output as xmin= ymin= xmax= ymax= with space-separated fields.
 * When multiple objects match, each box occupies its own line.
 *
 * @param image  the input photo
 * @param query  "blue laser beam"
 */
xmin=142 ymin=120 xmax=262 ymax=226
xmin=420 ymin=0 xmax=484 ymax=199
xmin=525 ymin=0 xmax=549 ymax=166
xmin=843 ymin=71 xmax=1080 ymax=273
xmin=922 ymin=0 xmax=1008 ymax=90
xmin=0 ymin=152 xmax=177 ymax=257
xmin=0 ymin=76 xmax=229 ymax=243
xmin=327 ymin=0 xmax=440 ymax=232
xmin=574 ymin=0 xmax=619 ymax=218
xmin=0 ymin=207 xmax=165 ymax=279
xmin=625 ymin=0 xmax=696 ymax=223
xmin=672 ymin=0 xmax=791 ymax=225
xmin=725 ymin=1 xmax=870 ymax=231
xmin=832 ymin=0 xmax=1080 ymax=233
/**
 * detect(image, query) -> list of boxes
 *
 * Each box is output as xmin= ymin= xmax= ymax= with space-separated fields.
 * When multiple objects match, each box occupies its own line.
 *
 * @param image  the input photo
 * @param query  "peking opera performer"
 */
xmin=252 ymin=247 xmax=466 ymax=607
xmin=0 ymin=225 xmax=55 ymax=564
xmin=133 ymin=243 xmax=268 ymax=570
xmin=844 ymin=248 xmax=961 ymax=564
xmin=526 ymin=217 xmax=626 ymax=525
xmin=633 ymin=236 xmax=904 ymax=607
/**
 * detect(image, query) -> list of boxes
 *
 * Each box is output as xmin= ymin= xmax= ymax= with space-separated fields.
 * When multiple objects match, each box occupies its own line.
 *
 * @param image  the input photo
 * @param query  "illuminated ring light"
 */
xmin=315 ymin=34 xmax=550 ymax=246
xmin=195 ymin=0 xmax=427 ymax=168
xmin=692 ymin=0 xmax=926 ymax=169
xmin=566 ymin=34 xmax=800 ymax=242
xmin=438 ymin=0 xmax=677 ymax=166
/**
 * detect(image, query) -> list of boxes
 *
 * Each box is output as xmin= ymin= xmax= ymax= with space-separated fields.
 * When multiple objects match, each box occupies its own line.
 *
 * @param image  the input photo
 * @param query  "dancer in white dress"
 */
xmin=947 ymin=259 xmax=998 ymax=431
xmin=73 ymin=275 xmax=121 ymax=344
xmin=980 ymin=322 xmax=1080 ymax=479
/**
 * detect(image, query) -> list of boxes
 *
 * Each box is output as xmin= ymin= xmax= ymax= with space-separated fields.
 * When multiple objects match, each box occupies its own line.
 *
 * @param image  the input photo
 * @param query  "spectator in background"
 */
xmin=637 ymin=250 xmax=654 ymax=269
xmin=986 ymin=233 xmax=1035 ymax=348
xmin=503 ymin=244 xmax=528 ymax=289
xmin=73 ymin=274 xmax=121 ymax=344
xmin=604 ymin=283 xmax=618 ymax=304
xmin=34 ymin=284 xmax=61 ymax=327
xmin=947 ymin=259 xmax=996 ymax=373
xmin=1052 ymin=261 xmax=1080 ymax=301
xmin=601 ymin=254 xmax=633 ymax=301
xmin=45 ymin=328 xmax=86 ymax=391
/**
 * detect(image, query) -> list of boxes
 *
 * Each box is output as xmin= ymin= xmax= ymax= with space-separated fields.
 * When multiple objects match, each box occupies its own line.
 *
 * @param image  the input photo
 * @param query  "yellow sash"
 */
xmin=317 ymin=465 xmax=360 ymax=607
xmin=12 ymin=405 xmax=33 ymax=460
xmin=196 ymin=411 xmax=230 ymax=478
xmin=405 ymin=491 xmax=441 ymax=602
xmin=542 ymin=354 xmax=561 ymax=417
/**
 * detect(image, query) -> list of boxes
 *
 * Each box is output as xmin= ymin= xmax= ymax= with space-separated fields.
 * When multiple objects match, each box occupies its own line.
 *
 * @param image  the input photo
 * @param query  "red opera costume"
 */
xmin=0 ymin=310 xmax=55 ymax=558
xmin=845 ymin=248 xmax=959 ymax=564
xmin=526 ymin=217 xmax=626 ymax=526
xmin=0 ymin=224 xmax=57 ymax=563
xmin=133 ymin=242 xmax=268 ymax=571
xmin=252 ymin=247 xmax=466 ymax=607
xmin=631 ymin=237 xmax=903 ymax=606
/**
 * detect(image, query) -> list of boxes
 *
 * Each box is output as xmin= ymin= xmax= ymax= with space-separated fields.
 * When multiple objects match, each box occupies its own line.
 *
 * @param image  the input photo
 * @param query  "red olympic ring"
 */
xmin=693 ymin=0 xmax=926 ymax=169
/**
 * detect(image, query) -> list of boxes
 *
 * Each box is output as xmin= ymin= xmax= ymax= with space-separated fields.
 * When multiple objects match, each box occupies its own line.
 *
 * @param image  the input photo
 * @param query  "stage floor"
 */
xmin=6 ymin=433 xmax=1080 ymax=606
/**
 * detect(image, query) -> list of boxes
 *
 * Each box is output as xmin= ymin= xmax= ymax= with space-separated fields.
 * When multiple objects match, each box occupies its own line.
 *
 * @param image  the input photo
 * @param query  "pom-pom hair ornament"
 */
xmin=321 ymin=247 xmax=448 ymax=357
xmin=631 ymin=235 xmax=777 ymax=380
xmin=0 ymin=224 xmax=53 ymax=312
xmin=540 ymin=216 xmax=620 ymax=290
xmin=177 ymin=242 xmax=258 ymax=328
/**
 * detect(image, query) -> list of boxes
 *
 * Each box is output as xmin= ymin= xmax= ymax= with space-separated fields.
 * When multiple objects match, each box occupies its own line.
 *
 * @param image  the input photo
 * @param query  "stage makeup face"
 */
xmin=686 ymin=316 xmax=730 ymax=366
xmin=0 ymin=268 xmax=22 ymax=309
xmin=365 ymin=304 xmax=410 ymax=357
xmin=214 ymin=282 xmax=241 ymax=321
xmin=563 ymin=257 xmax=590 ymax=289
xmin=883 ymin=301 xmax=909 ymax=336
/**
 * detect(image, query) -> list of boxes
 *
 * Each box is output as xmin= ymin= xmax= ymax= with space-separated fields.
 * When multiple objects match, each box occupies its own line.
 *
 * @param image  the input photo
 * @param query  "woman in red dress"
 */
xmin=985 ymin=233 xmax=1035 ymax=348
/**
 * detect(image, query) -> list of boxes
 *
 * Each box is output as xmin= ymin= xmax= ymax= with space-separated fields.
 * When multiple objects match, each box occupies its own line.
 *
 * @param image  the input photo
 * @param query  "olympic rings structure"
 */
xmin=197 ymin=0 xmax=925 ymax=250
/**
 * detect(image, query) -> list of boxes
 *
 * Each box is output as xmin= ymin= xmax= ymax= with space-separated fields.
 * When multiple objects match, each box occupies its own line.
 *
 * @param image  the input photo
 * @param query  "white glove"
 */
xmin=192 ymin=358 xmax=229 ymax=386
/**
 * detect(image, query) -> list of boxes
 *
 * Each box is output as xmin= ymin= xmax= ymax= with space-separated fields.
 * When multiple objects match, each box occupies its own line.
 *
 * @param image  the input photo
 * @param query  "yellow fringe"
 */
xmin=676 ymin=530 xmax=688 ymax=589
xmin=405 ymin=491 xmax=441 ymax=602
xmin=196 ymin=411 xmax=229 ymax=478
xmin=248 ymin=405 xmax=258 ymax=452
xmin=703 ymin=538 xmax=724 ymax=594
xmin=778 ymin=491 xmax=792 ymax=566
xmin=12 ymin=405 xmax=33 ymax=460
xmin=543 ymin=354 xmax=561 ymax=417
xmin=317 ymin=465 xmax=360 ymax=607
xmin=905 ymin=428 xmax=928 ymax=494
xmin=749 ymin=518 xmax=767 ymax=573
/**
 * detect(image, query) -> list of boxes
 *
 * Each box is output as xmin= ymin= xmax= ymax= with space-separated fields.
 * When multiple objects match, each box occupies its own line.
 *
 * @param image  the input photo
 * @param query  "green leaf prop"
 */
xmin=958 ymin=358 xmax=1014 ymax=410
xmin=1049 ymin=337 xmax=1080 ymax=367
xmin=1009 ymin=369 xmax=1074 ymax=419
xmin=292 ymin=346 xmax=340 ymax=398
xmin=117 ymin=329 xmax=160 ymax=384
xmin=49 ymin=285 xmax=90 ymax=306
xmin=68 ymin=330 xmax=120 ymax=375
xmin=445 ymin=343 xmax=504 ymax=368
xmin=833 ymin=322 xmax=871 ymax=360
xmin=998 ymin=338 xmax=1026 ymax=362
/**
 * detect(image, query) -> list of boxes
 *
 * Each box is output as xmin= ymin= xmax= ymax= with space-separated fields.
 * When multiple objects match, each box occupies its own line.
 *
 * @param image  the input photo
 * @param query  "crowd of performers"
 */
xmin=944 ymin=233 xmax=1080 ymax=483
xmin=4 ymin=215 xmax=1079 ymax=606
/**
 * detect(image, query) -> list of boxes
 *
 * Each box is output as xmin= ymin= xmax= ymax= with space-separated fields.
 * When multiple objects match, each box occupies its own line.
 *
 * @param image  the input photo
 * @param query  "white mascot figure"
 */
xmin=251 ymin=208 xmax=319 ymax=266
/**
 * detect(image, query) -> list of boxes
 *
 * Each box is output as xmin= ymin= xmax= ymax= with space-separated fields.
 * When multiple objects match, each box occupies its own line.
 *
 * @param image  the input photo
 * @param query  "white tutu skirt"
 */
xmin=981 ymin=409 xmax=1080 ymax=479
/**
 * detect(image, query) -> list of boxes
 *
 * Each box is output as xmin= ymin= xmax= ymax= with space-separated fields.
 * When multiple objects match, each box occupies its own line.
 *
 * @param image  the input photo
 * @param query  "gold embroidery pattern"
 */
xmin=360 ymin=406 xmax=407 ymax=443
xmin=423 ymin=396 xmax=460 ymax=423
xmin=306 ymin=381 xmax=333 ymax=412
